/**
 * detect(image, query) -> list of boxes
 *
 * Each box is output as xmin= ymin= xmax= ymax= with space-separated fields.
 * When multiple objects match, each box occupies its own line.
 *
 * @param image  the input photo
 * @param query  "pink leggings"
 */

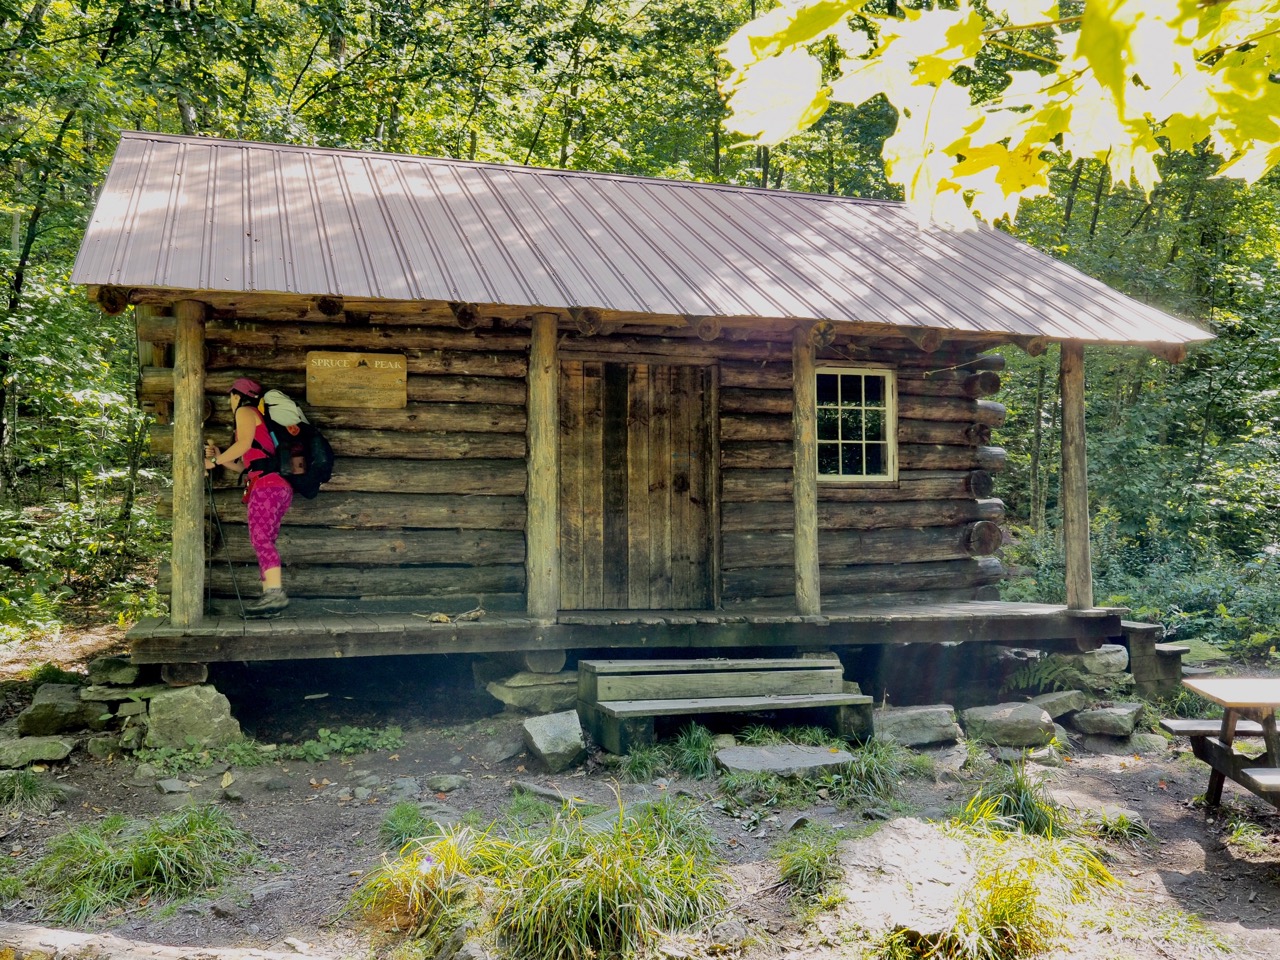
xmin=247 ymin=483 xmax=293 ymax=578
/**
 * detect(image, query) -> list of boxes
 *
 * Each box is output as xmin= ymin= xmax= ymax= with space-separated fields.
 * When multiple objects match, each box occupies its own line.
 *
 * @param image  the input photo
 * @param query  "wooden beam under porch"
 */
xmin=127 ymin=601 xmax=1124 ymax=664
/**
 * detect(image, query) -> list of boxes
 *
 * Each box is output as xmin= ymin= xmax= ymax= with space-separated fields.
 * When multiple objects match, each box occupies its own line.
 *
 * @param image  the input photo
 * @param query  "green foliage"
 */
xmin=135 ymin=738 xmax=277 ymax=776
xmin=774 ymin=823 xmax=857 ymax=903
xmin=23 ymin=662 xmax=84 ymax=686
xmin=504 ymin=793 xmax=559 ymax=827
xmin=939 ymin=826 xmax=1115 ymax=960
xmin=1078 ymin=809 xmax=1156 ymax=849
xmin=380 ymin=803 xmax=443 ymax=851
xmin=1224 ymin=817 xmax=1267 ymax=855
xmin=963 ymin=762 xmax=1066 ymax=838
xmin=26 ymin=805 xmax=256 ymax=924
xmin=620 ymin=745 xmax=673 ymax=783
xmin=0 ymin=770 xmax=65 ymax=814
xmin=356 ymin=799 xmax=727 ymax=960
xmin=492 ymin=801 xmax=727 ymax=960
xmin=278 ymin=725 xmax=405 ymax=762
xmin=671 ymin=723 xmax=717 ymax=780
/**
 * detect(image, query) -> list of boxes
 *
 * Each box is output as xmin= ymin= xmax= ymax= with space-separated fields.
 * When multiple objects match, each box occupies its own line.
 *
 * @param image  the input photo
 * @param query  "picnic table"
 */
xmin=1160 ymin=677 xmax=1280 ymax=809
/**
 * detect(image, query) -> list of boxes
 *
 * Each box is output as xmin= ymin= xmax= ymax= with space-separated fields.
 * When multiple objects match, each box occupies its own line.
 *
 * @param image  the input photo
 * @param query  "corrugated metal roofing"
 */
xmin=73 ymin=132 xmax=1209 ymax=345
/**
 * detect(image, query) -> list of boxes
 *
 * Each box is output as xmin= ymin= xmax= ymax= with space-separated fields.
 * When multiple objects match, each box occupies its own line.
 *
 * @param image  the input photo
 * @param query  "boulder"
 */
xmin=487 ymin=671 xmax=577 ymax=714
xmin=1070 ymin=703 xmax=1143 ymax=738
xmin=1041 ymin=645 xmax=1131 ymax=693
xmin=1029 ymin=689 xmax=1088 ymax=719
xmin=17 ymin=684 xmax=105 ymax=736
xmin=522 ymin=711 xmax=586 ymax=773
xmin=0 ymin=735 xmax=75 ymax=768
xmin=838 ymin=819 xmax=974 ymax=939
xmin=959 ymin=703 xmax=1054 ymax=748
xmin=873 ymin=704 xmax=961 ymax=747
xmin=715 ymin=744 xmax=853 ymax=778
xmin=425 ymin=774 xmax=467 ymax=793
xmin=144 ymin=685 xmax=242 ymax=749
xmin=1130 ymin=732 xmax=1170 ymax=756
xmin=87 ymin=656 xmax=140 ymax=686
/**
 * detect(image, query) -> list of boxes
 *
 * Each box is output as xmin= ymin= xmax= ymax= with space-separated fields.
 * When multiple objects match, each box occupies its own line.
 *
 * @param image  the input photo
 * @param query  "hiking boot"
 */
xmin=243 ymin=588 xmax=289 ymax=618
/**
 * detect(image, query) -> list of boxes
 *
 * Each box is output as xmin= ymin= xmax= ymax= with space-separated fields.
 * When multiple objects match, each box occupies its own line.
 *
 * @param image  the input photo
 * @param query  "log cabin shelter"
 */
xmin=73 ymin=132 xmax=1210 ymax=673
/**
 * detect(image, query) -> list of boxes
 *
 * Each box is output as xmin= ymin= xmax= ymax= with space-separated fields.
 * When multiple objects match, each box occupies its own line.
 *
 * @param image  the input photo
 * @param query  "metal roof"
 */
xmin=73 ymin=132 xmax=1209 ymax=345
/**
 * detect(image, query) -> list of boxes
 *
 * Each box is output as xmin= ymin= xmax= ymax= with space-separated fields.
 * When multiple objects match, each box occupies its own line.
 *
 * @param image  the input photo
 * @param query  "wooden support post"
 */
xmin=1060 ymin=340 xmax=1093 ymax=610
xmin=527 ymin=312 xmax=560 ymax=620
xmin=792 ymin=326 xmax=821 ymax=615
xmin=171 ymin=300 xmax=208 ymax=627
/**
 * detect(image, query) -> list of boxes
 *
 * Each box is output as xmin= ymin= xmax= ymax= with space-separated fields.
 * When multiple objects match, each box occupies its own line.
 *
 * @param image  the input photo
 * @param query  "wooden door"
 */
xmin=559 ymin=360 xmax=716 ymax=609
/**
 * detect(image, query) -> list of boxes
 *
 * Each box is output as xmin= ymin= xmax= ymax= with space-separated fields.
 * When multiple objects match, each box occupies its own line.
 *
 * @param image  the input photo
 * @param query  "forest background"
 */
xmin=1 ymin=0 xmax=1279 ymax=662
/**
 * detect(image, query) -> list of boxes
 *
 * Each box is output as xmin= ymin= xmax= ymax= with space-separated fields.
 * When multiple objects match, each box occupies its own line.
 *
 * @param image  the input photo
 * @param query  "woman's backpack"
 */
xmin=255 ymin=389 xmax=335 ymax=499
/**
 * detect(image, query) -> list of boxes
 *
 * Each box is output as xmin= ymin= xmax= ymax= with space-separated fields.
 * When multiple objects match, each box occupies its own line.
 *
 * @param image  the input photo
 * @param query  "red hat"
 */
xmin=230 ymin=377 xmax=262 ymax=399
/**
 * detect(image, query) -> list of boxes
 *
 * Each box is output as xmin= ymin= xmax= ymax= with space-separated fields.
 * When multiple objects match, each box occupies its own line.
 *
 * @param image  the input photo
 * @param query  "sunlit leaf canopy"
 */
xmin=721 ymin=1 xmax=1280 ymax=228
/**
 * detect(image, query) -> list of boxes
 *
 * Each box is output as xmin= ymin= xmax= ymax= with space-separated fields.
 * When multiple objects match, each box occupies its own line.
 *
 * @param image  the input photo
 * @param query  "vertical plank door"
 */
xmin=560 ymin=360 xmax=715 ymax=610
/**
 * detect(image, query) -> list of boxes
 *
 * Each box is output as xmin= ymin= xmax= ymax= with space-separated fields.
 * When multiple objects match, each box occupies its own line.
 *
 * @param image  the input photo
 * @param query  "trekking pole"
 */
xmin=207 ymin=471 xmax=246 ymax=618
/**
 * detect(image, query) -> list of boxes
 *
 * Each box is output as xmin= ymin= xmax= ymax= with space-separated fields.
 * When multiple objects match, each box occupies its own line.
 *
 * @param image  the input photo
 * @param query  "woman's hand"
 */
xmin=205 ymin=442 xmax=220 ymax=471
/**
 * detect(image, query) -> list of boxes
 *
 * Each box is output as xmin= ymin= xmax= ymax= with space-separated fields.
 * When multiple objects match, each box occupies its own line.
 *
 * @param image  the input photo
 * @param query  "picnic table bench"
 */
xmin=1160 ymin=677 xmax=1280 ymax=809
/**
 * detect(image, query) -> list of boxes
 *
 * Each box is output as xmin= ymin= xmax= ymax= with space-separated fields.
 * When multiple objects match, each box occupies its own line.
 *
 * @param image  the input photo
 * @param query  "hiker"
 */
xmin=204 ymin=377 xmax=292 ymax=616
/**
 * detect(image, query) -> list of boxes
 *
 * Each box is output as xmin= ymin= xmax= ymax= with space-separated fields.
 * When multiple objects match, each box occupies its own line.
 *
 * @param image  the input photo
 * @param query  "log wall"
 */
xmin=719 ymin=337 xmax=1007 ymax=605
xmin=140 ymin=312 xmax=530 ymax=612
xmin=141 ymin=309 xmax=1006 ymax=613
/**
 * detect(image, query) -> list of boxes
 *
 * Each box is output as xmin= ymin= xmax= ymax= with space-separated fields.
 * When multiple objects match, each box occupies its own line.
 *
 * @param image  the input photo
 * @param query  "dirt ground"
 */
xmin=1 ymin=625 xmax=1278 ymax=960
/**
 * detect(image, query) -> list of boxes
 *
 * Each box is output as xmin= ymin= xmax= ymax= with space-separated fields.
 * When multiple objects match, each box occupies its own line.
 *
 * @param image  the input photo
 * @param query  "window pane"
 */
xmin=818 ymin=407 xmax=839 ymax=441
xmin=841 ymin=408 xmax=863 ymax=440
xmin=817 ymin=373 xmax=838 ymax=405
xmin=840 ymin=374 xmax=862 ymax=406
xmin=818 ymin=443 xmax=840 ymax=476
xmin=865 ymin=409 xmax=884 ymax=441
xmin=864 ymin=375 xmax=885 ymax=406
xmin=866 ymin=443 xmax=886 ymax=476
xmin=842 ymin=444 xmax=864 ymax=476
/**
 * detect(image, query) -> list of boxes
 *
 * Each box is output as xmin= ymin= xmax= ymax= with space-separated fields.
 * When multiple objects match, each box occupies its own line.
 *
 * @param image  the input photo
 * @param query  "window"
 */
xmin=816 ymin=367 xmax=896 ymax=481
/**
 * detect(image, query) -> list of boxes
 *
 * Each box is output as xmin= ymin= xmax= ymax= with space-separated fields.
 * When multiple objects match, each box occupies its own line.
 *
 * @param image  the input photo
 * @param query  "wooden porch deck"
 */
xmin=127 ymin=601 xmax=1124 ymax=664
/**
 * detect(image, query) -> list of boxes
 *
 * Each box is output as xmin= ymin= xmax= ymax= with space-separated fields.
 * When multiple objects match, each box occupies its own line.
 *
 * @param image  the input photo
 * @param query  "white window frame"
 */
xmin=815 ymin=365 xmax=898 ymax=483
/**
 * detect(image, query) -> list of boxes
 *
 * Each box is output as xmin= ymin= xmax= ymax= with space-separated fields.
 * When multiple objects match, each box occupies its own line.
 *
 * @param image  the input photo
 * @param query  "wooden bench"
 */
xmin=1160 ymin=718 xmax=1264 ymax=737
xmin=577 ymin=656 xmax=873 ymax=754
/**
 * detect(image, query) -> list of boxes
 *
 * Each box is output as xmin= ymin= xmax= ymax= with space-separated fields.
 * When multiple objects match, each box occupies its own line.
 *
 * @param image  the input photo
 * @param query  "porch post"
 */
xmin=1059 ymin=340 xmax=1093 ymax=609
xmin=171 ymin=299 xmax=207 ymax=627
xmin=526 ymin=311 xmax=560 ymax=620
xmin=792 ymin=326 xmax=821 ymax=615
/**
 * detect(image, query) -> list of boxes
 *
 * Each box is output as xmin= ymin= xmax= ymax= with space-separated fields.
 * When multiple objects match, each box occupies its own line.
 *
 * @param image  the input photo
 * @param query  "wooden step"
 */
xmin=578 ymin=656 xmax=843 ymax=702
xmin=1160 ymin=718 xmax=1264 ymax=737
xmin=595 ymin=692 xmax=871 ymax=719
xmin=1241 ymin=768 xmax=1280 ymax=793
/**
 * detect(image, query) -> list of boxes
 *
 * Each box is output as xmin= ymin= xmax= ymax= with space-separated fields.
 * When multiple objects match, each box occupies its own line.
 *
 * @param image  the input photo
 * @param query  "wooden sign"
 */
xmin=306 ymin=351 xmax=407 ymax=408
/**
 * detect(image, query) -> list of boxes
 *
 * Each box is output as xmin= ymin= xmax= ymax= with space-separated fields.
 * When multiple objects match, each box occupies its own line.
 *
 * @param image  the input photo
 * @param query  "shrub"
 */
xmin=671 ymin=723 xmax=717 ymax=780
xmin=620 ymin=744 xmax=672 ymax=782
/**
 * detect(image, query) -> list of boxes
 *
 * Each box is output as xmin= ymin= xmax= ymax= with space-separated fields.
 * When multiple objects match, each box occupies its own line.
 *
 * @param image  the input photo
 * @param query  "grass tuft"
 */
xmin=938 ymin=824 xmax=1115 ymax=959
xmin=27 ymin=805 xmax=256 ymax=923
xmin=774 ymin=823 xmax=857 ymax=903
xmin=962 ymin=761 xmax=1065 ymax=837
xmin=24 ymin=662 xmax=84 ymax=685
xmin=670 ymin=723 xmax=717 ymax=780
xmin=355 ymin=798 xmax=727 ymax=960
xmin=1225 ymin=816 xmax=1267 ymax=855
xmin=1079 ymin=809 xmax=1156 ymax=849
xmin=380 ymin=802 xmax=443 ymax=850
xmin=621 ymin=744 xmax=672 ymax=783
xmin=0 ymin=770 xmax=65 ymax=814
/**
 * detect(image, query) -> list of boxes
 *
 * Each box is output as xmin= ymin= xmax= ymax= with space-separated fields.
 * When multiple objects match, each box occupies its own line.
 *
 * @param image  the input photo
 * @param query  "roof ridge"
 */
xmin=115 ymin=130 xmax=906 ymax=209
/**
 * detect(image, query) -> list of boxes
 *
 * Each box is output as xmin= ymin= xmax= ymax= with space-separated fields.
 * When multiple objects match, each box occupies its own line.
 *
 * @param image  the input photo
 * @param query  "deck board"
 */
xmin=127 ymin=601 xmax=1124 ymax=664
